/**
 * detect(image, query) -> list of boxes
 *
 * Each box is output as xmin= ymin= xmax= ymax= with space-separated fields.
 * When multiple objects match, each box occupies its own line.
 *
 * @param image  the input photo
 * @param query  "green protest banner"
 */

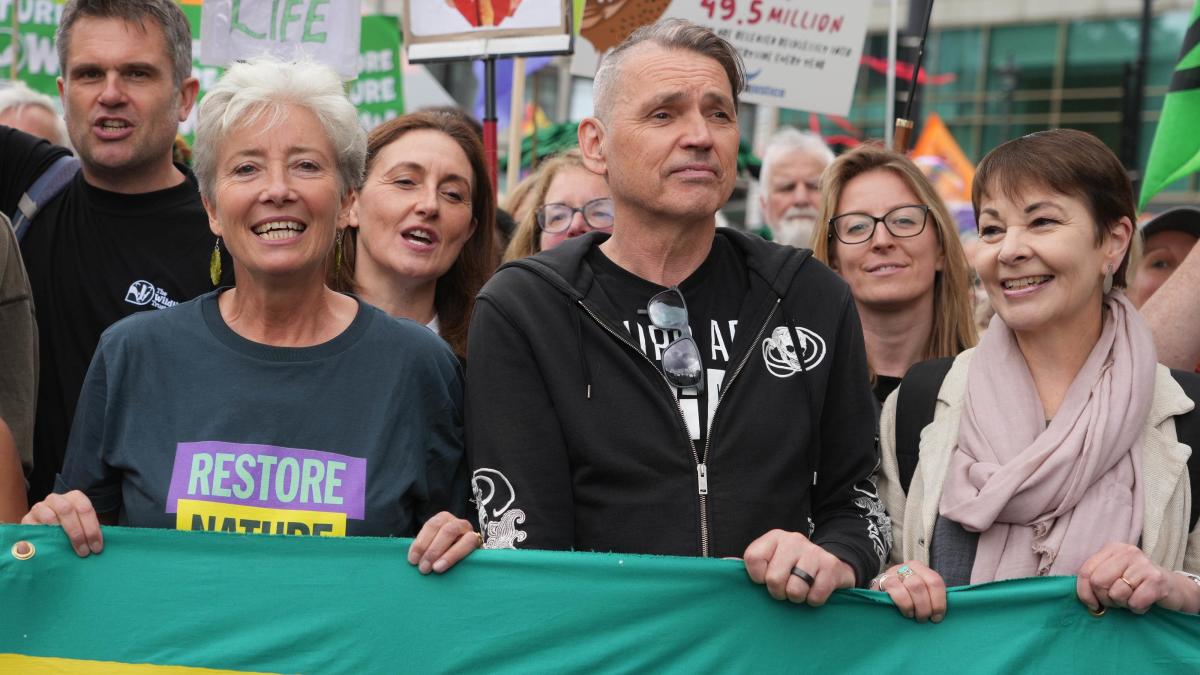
xmin=0 ymin=2 xmax=402 ymax=145
xmin=1 ymin=524 xmax=1198 ymax=673
xmin=0 ymin=0 xmax=63 ymax=95
xmin=350 ymin=15 xmax=404 ymax=132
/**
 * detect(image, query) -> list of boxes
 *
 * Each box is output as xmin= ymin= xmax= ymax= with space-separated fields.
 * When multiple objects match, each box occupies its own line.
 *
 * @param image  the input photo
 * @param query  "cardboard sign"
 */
xmin=572 ymin=0 xmax=869 ymax=116
xmin=403 ymin=0 xmax=573 ymax=63
xmin=200 ymin=0 xmax=362 ymax=78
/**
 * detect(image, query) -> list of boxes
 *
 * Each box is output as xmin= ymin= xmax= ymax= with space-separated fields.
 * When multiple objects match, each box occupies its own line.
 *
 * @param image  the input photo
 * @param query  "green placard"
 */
xmin=0 ymin=0 xmax=62 ymax=95
xmin=351 ymin=14 xmax=404 ymax=132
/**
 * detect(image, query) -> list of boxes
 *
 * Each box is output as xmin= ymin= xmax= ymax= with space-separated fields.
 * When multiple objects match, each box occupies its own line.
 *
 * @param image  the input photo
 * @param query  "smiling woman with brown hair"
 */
xmin=876 ymin=129 xmax=1200 ymax=623
xmin=23 ymin=58 xmax=478 ymax=575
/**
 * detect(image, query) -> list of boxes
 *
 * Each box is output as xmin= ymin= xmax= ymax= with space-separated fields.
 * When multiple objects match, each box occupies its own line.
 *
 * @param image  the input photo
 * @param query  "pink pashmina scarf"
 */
xmin=939 ymin=293 xmax=1156 ymax=583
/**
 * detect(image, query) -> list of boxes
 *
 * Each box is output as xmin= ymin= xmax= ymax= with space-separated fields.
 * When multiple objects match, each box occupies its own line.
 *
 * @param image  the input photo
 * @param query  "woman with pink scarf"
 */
xmin=875 ymin=129 xmax=1200 ymax=622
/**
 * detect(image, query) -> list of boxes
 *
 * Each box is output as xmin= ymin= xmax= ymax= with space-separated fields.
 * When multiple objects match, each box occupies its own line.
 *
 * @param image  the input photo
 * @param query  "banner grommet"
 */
xmin=11 ymin=541 xmax=35 ymax=561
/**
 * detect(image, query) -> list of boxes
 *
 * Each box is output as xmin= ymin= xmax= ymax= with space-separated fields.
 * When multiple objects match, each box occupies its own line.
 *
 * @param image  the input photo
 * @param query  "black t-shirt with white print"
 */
xmin=0 ymin=126 xmax=233 ymax=502
xmin=584 ymin=236 xmax=748 ymax=452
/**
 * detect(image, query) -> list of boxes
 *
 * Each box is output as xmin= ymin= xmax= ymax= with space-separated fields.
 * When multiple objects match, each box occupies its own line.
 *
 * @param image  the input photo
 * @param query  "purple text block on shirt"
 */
xmin=166 ymin=441 xmax=366 ymax=520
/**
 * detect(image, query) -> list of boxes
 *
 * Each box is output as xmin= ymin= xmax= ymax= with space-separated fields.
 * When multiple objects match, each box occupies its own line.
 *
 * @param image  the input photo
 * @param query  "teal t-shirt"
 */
xmin=58 ymin=291 xmax=467 ymax=538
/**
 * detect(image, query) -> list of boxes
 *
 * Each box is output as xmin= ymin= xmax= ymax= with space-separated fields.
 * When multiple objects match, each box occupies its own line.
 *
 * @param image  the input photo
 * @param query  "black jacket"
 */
xmin=466 ymin=229 xmax=890 ymax=584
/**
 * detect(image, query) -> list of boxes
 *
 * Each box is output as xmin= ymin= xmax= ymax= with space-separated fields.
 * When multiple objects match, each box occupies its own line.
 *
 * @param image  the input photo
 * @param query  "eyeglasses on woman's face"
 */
xmin=536 ymin=198 xmax=615 ymax=234
xmin=828 ymin=204 xmax=931 ymax=245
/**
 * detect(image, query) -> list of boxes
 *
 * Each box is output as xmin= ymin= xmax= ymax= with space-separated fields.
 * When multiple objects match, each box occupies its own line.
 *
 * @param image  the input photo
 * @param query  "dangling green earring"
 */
xmin=209 ymin=237 xmax=222 ymax=286
xmin=334 ymin=229 xmax=344 ymax=278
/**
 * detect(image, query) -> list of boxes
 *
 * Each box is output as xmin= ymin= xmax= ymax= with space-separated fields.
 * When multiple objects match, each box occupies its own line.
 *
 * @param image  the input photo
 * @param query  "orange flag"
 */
xmin=911 ymin=113 xmax=975 ymax=202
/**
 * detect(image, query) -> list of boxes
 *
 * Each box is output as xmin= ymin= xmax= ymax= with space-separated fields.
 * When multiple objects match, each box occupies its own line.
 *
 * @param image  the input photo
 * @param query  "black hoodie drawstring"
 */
xmin=573 ymin=297 xmax=593 ymax=399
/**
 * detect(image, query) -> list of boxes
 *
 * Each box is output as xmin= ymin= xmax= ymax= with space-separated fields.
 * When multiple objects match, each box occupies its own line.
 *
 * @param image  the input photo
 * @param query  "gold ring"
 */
xmin=1088 ymin=606 xmax=1107 ymax=617
xmin=1117 ymin=576 xmax=1136 ymax=590
xmin=11 ymin=541 xmax=35 ymax=560
xmin=475 ymin=532 xmax=484 ymax=548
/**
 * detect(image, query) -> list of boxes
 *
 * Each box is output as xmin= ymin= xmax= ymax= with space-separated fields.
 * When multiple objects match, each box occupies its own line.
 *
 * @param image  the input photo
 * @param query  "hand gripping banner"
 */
xmin=1 ymin=525 xmax=1198 ymax=673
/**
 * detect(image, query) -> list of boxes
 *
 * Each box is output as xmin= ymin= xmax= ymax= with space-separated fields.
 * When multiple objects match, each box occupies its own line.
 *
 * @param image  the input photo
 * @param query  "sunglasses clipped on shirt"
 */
xmin=536 ymin=198 xmax=615 ymax=234
xmin=644 ymin=286 xmax=704 ymax=393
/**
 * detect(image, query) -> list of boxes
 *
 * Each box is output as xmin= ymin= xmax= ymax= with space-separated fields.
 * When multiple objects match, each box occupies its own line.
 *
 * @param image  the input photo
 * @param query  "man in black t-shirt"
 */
xmin=1 ymin=0 xmax=230 ymax=503
xmin=465 ymin=20 xmax=890 ymax=605
xmin=584 ymin=235 xmax=748 ymax=452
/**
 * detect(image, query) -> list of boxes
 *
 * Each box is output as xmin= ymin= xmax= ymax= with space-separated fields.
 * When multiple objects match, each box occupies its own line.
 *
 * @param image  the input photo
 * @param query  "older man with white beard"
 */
xmin=758 ymin=128 xmax=833 ymax=249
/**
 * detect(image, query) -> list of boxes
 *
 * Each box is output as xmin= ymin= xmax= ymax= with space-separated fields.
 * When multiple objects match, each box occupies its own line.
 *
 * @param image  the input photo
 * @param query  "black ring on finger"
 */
xmin=791 ymin=567 xmax=815 ymax=586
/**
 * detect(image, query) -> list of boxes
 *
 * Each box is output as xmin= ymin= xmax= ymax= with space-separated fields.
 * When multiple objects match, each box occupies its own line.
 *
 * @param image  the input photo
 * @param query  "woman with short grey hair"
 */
xmin=192 ymin=57 xmax=366 ymax=206
xmin=24 ymin=58 xmax=479 ymax=575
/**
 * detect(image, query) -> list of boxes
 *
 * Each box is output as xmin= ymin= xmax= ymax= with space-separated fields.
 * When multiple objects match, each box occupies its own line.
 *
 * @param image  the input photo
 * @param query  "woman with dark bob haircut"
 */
xmin=330 ymin=111 xmax=495 ymax=361
xmin=875 ymin=129 xmax=1200 ymax=621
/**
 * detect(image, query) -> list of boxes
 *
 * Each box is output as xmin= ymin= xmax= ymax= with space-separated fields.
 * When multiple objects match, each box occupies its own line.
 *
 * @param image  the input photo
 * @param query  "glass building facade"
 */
xmin=779 ymin=10 xmax=1197 ymax=208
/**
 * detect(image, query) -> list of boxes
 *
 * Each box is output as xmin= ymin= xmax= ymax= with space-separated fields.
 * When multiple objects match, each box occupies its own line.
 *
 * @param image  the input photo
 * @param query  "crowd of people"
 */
xmin=4 ymin=0 xmax=1200 ymax=624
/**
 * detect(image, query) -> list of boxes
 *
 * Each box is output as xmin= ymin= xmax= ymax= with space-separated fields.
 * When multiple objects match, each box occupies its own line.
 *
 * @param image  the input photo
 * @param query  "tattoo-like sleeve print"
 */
xmin=471 ymin=468 xmax=528 ymax=549
xmin=852 ymin=472 xmax=892 ymax=566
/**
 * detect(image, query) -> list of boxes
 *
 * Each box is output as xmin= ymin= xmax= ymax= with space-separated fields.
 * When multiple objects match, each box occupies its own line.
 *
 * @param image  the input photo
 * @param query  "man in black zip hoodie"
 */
xmin=466 ymin=19 xmax=891 ymax=604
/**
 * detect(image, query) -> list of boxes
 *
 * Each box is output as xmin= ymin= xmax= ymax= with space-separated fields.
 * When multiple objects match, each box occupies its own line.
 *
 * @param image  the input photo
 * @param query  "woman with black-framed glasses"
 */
xmin=503 ymin=149 xmax=613 ymax=262
xmin=811 ymin=144 xmax=977 ymax=406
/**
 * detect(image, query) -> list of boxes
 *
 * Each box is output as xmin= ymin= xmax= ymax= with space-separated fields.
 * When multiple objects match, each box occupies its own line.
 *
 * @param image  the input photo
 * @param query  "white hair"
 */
xmin=759 ymin=128 xmax=834 ymax=190
xmin=192 ymin=56 xmax=366 ymax=203
xmin=0 ymin=81 xmax=69 ymax=146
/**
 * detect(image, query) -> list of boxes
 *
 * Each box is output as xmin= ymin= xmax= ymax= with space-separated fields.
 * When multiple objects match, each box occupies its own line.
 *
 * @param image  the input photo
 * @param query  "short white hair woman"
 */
xmin=24 ymin=57 xmax=478 ymax=574
xmin=876 ymin=129 xmax=1200 ymax=621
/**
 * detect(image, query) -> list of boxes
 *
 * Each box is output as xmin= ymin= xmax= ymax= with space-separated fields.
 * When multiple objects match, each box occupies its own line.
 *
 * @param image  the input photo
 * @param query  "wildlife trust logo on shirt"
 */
xmin=125 ymin=280 xmax=179 ymax=310
xmin=165 ymin=441 xmax=368 ymax=537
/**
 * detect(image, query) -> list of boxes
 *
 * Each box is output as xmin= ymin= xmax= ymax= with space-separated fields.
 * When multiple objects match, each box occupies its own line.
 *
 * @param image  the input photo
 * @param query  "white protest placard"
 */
xmin=402 ymin=0 xmax=573 ymax=63
xmin=200 ymin=0 xmax=362 ymax=78
xmin=572 ymin=0 xmax=869 ymax=116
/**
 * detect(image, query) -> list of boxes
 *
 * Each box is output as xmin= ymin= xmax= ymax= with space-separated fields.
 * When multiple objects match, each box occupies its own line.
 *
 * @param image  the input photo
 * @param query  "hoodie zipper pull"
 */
xmin=696 ymin=463 xmax=709 ymax=495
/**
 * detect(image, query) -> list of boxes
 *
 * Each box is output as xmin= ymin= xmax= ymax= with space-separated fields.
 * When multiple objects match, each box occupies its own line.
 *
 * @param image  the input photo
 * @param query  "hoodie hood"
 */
xmin=502 ymin=228 xmax=814 ymax=302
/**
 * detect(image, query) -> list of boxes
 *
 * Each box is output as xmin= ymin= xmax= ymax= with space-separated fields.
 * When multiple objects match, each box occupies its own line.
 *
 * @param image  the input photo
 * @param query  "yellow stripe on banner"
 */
xmin=0 ymin=654 xmax=278 ymax=674
xmin=176 ymin=499 xmax=346 ymax=537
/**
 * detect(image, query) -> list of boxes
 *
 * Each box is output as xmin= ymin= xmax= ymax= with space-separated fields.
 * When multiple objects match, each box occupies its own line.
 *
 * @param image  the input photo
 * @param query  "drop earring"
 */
xmin=209 ymin=237 xmax=222 ymax=286
xmin=335 ymin=229 xmax=344 ymax=278
xmin=1102 ymin=263 xmax=1114 ymax=295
